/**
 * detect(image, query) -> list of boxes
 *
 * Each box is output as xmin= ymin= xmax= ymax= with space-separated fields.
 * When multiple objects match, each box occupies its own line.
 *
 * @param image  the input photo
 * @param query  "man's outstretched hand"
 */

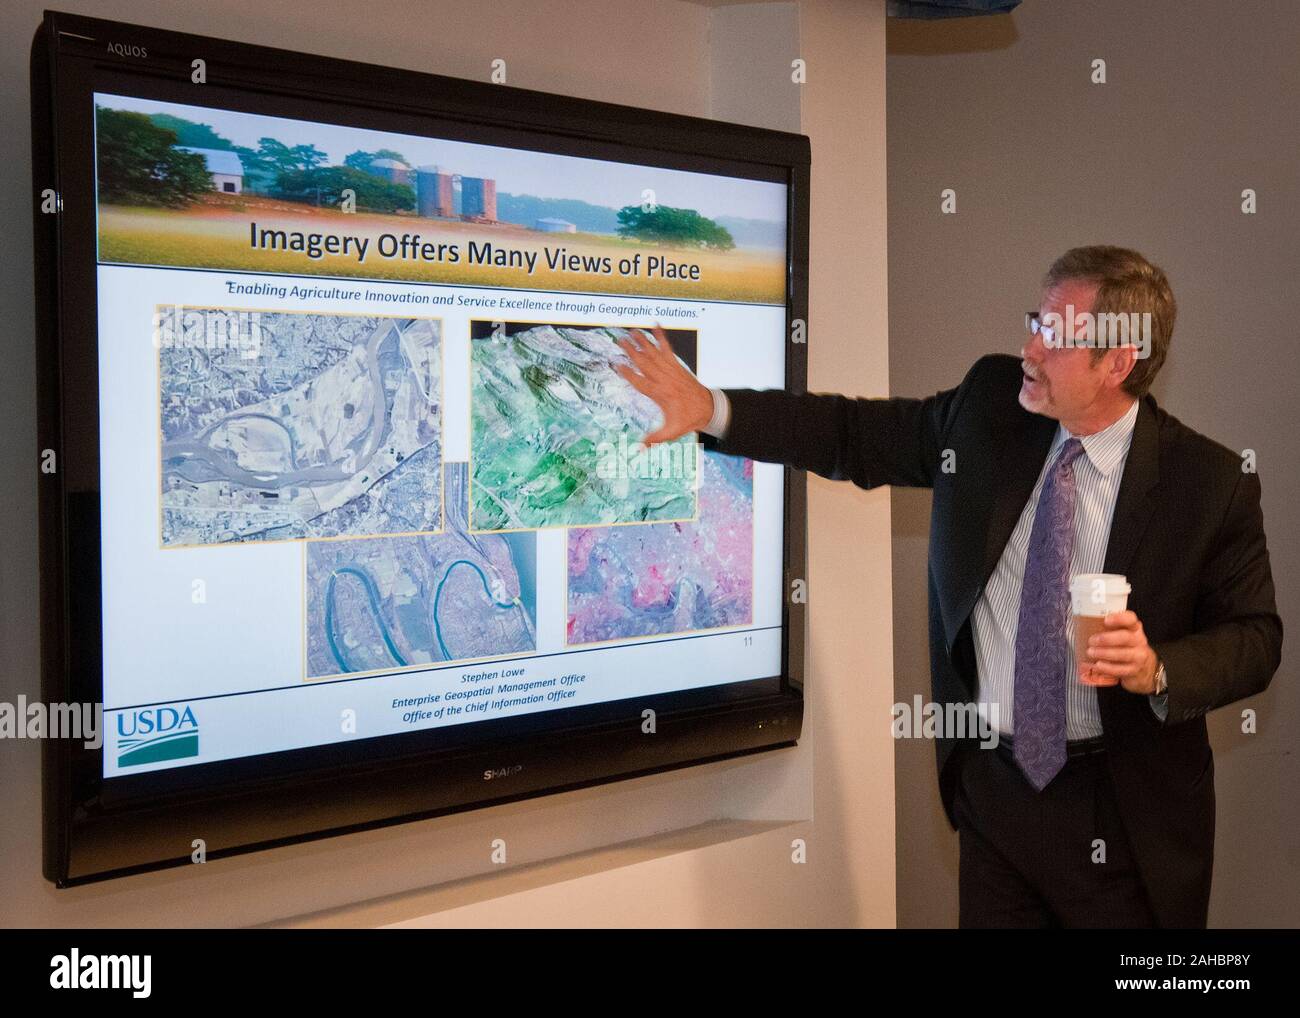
xmin=613 ymin=325 xmax=714 ymax=447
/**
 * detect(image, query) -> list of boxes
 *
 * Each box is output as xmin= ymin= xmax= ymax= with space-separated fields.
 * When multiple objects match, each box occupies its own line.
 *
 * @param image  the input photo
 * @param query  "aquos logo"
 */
xmin=116 ymin=705 xmax=198 ymax=766
xmin=107 ymin=42 xmax=148 ymax=59
xmin=483 ymin=764 xmax=523 ymax=781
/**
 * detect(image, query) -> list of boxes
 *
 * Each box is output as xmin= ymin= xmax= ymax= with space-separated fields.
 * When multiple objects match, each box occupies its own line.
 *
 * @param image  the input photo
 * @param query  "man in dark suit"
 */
xmin=614 ymin=245 xmax=1282 ymax=928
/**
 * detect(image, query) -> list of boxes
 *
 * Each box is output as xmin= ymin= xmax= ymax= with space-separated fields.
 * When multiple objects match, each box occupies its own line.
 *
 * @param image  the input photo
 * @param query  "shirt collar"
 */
xmin=1049 ymin=397 xmax=1140 ymax=477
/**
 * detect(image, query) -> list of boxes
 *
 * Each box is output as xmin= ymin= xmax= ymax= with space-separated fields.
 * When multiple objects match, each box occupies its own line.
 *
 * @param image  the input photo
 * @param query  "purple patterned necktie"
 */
xmin=1013 ymin=437 xmax=1085 ymax=791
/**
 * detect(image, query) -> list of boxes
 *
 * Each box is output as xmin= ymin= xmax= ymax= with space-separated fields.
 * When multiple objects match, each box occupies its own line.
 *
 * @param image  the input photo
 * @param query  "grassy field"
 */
xmin=98 ymin=197 xmax=785 ymax=304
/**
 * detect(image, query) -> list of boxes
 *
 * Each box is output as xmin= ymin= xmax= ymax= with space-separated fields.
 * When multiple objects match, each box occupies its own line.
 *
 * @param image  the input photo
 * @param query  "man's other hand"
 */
xmin=613 ymin=325 xmax=714 ymax=447
xmin=1087 ymin=610 xmax=1160 ymax=694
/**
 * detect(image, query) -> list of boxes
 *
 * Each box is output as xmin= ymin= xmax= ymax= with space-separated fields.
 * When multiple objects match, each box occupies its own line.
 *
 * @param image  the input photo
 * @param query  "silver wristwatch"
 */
xmin=1154 ymin=660 xmax=1168 ymax=696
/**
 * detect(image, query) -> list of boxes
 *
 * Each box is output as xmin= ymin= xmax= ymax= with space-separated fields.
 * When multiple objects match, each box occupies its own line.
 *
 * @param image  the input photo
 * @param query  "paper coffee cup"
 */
xmin=1070 ymin=573 xmax=1131 ymax=686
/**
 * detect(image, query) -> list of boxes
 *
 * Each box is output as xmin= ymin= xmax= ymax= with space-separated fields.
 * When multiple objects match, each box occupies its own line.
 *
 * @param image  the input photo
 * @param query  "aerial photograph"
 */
xmin=470 ymin=321 xmax=700 ymax=532
xmin=566 ymin=449 xmax=754 ymax=645
xmin=160 ymin=309 xmax=443 ymax=546
xmin=305 ymin=461 xmax=536 ymax=679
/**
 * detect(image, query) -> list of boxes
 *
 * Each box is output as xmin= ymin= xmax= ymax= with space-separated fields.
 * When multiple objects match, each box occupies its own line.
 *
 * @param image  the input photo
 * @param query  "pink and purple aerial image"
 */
xmin=566 ymin=450 xmax=753 ymax=645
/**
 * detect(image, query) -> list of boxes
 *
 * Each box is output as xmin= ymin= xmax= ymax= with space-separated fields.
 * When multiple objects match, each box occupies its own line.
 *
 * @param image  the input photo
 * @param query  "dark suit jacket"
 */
xmin=700 ymin=353 xmax=1282 ymax=928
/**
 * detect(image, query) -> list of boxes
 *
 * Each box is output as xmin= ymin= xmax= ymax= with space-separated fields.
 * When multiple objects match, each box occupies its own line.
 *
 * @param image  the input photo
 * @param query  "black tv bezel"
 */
xmin=32 ymin=10 xmax=810 ymax=887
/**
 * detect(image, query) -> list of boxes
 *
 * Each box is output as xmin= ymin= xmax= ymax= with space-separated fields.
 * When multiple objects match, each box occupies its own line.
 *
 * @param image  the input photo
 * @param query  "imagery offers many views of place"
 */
xmin=93 ymin=95 xmax=787 ymax=303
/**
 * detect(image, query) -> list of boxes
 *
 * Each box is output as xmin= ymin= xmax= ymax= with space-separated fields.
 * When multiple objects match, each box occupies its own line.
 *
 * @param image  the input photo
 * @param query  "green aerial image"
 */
xmin=470 ymin=323 xmax=700 ymax=532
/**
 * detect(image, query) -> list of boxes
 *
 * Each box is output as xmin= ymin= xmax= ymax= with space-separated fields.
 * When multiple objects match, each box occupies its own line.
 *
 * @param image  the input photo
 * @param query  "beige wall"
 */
xmin=0 ymin=0 xmax=895 ymax=927
xmin=886 ymin=0 xmax=1299 ymax=928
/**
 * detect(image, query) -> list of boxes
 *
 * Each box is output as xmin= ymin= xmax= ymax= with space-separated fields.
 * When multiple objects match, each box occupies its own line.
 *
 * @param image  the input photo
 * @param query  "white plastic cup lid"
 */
xmin=1070 ymin=572 xmax=1131 ymax=615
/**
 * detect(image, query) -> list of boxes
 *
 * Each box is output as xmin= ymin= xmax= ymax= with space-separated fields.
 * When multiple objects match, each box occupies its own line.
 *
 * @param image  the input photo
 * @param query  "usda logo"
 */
xmin=116 ymin=705 xmax=199 ymax=766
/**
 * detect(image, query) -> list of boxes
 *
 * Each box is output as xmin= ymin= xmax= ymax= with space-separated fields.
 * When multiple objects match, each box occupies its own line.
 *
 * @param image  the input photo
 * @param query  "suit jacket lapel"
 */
xmin=1097 ymin=395 xmax=1161 ymax=725
xmin=1100 ymin=395 xmax=1161 ymax=579
xmin=983 ymin=415 xmax=1057 ymax=583
xmin=944 ymin=408 xmax=1055 ymax=653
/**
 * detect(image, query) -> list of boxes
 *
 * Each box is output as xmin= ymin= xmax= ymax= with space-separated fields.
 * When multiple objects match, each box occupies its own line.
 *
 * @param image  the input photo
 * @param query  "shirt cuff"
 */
xmin=701 ymin=387 xmax=731 ymax=440
xmin=1148 ymin=692 xmax=1170 ymax=721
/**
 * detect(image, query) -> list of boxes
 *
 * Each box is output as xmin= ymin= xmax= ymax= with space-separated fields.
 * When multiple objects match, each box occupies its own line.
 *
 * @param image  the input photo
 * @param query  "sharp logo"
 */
xmin=107 ymin=42 xmax=147 ymax=59
xmin=116 ymin=705 xmax=198 ymax=766
xmin=483 ymin=764 xmax=523 ymax=781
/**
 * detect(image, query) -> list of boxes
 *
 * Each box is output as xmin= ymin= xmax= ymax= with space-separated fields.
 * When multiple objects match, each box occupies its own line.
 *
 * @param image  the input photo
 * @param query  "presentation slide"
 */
xmin=93 ymin=93 xmax=787 ymax=775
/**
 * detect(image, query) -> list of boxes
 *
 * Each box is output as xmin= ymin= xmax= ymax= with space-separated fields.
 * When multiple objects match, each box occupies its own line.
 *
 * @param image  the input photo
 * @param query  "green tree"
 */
xmin=95 ymin=106 xmax=211 ymax=207
xmin=147 ymin=114 xmax=233 ymax=150
xmin=232 ymin=145 xmax=276 ymax=193
xmin=257 ymin=138 xmax=328 ymax=180
xmin=270 ymin=165 xmax=415 ymax=212
xmin=343 ymin=148 xmax=410 ymax=175
xmin=615 ymin=204 xmax=735 ymax=251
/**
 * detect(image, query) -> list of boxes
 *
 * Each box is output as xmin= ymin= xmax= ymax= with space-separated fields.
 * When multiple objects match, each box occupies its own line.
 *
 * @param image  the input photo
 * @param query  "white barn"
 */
xmin=178 ymin=146 xmax=245 ymax=194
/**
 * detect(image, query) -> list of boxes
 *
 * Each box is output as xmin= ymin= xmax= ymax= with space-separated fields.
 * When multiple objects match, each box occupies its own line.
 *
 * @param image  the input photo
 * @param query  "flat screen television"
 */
xmin=31 ymin=9 xmax=808 ymax=886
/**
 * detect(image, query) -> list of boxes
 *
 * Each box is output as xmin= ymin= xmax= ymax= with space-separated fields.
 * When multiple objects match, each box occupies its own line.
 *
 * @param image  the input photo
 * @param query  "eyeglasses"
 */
xmin=1025 ymin=311 xmax=1061 ymax=348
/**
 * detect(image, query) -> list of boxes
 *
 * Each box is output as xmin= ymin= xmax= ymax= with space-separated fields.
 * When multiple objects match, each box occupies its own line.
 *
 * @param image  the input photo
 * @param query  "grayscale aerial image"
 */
xmin=305 ymin=462 xmax=537 ymax=678
xmin=160 ymin=309 xmax=443 ymax=546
